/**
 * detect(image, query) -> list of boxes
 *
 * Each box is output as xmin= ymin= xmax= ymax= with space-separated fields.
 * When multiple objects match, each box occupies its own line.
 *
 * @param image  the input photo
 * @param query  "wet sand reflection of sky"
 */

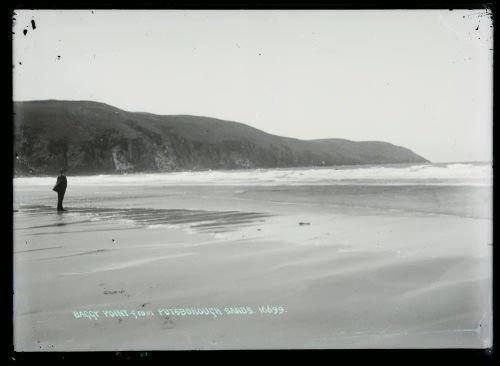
xmin=15 ymin=205 xmax=271 ymax=234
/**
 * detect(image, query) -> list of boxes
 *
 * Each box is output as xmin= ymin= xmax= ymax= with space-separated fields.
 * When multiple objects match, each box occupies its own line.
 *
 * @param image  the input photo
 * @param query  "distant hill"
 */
xmin=13 ymin=100 xmax=429 ymax=176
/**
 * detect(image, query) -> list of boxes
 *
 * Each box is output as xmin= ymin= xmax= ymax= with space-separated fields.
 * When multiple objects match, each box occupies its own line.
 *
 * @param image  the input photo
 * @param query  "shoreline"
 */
xmin=13 ymin=160 xmax=495 ymax=180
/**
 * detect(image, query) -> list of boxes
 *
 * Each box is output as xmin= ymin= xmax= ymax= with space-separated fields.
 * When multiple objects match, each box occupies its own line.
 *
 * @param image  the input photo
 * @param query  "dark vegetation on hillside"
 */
xmin=14 ymin=100 xmax=428 ymax=176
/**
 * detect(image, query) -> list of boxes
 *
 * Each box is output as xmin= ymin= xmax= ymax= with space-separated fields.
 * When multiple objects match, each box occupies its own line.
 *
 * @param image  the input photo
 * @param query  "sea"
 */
xmin=14 ymin=162 xmax=493 ymax=224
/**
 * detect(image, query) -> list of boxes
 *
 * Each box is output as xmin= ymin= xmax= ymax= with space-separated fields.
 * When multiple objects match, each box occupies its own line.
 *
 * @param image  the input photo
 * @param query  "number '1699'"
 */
xmin=258 ymin=306 xmax=286 ymax=315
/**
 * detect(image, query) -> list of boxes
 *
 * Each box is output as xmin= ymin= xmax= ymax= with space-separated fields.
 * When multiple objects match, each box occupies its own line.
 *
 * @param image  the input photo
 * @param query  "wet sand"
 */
xmin=13 ymin=186 xmax=492 ymax=350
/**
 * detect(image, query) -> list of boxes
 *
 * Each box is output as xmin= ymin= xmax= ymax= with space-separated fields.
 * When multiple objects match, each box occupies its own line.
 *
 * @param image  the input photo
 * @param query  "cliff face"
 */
xmin=13 ymin=100 xmax=429 ymax=176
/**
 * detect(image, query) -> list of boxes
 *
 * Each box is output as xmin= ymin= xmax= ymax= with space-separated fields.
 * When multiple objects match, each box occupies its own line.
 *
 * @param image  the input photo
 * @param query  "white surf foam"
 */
xmin=14 ymin=163 xmax=492 ymax=187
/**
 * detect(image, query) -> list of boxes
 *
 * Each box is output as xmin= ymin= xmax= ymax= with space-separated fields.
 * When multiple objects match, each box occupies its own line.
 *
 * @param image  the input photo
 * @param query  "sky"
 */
xmin=12 ymin=9 xmax=493 ymax=163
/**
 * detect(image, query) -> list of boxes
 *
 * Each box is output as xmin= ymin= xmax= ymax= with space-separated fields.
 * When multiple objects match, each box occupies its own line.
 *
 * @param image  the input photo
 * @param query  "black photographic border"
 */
xmin=2 ymin=0 xmax=496 ymax=362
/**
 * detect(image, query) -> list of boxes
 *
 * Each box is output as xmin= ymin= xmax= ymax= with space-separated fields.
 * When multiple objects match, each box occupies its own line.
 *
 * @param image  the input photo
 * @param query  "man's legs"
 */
xmin=57 ymin=191 xmax=65 ymax=211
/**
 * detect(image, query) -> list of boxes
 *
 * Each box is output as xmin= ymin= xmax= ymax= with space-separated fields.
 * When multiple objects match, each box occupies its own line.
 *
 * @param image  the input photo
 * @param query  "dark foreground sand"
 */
xmin=13 ymin=189 xmax=492 ymax=350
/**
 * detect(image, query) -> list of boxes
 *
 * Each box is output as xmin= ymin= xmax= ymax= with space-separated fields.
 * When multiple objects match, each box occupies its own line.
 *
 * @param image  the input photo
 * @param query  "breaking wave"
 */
xmin=14 ymin=163 xmax=492 ymax=187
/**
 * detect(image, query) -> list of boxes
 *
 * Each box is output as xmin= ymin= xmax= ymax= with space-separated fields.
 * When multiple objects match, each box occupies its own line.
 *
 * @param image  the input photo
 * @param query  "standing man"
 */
xmin=53 ymin=168 xmax=67 ymax=211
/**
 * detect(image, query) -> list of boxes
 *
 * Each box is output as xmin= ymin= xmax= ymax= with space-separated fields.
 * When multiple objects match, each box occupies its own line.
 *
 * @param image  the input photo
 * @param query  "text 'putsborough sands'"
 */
xmin=72 ymin=306 xmax=287 ymax=320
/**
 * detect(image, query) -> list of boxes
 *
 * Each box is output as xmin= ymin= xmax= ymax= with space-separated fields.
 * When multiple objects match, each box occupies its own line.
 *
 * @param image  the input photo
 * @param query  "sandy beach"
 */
xmin=13 ymin=165 xmax=493 ymax=350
